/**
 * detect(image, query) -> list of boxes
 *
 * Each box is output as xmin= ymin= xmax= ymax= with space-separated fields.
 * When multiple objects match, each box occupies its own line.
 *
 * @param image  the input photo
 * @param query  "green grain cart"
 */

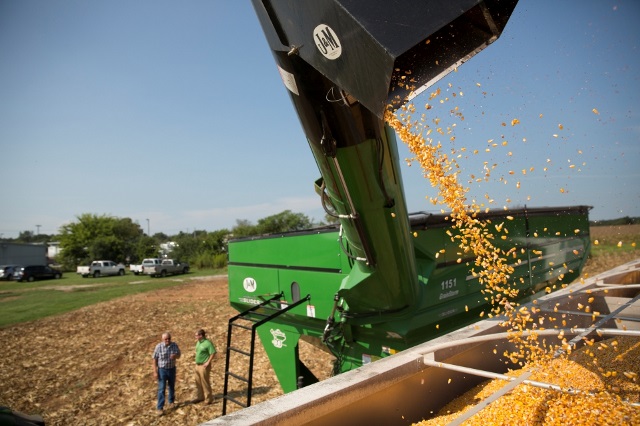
xmin=224 ymin=0 xmax=591 ymax=413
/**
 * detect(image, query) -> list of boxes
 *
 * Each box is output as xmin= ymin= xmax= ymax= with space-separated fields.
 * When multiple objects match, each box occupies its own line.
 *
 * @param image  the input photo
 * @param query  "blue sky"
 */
xmin=1 ymin=0 xmax=638 ymax=238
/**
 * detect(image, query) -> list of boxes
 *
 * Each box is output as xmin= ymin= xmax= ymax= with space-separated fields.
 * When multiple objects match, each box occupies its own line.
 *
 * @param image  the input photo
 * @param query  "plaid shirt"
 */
xmin=153 ymin=341 xmax=181 ymax=369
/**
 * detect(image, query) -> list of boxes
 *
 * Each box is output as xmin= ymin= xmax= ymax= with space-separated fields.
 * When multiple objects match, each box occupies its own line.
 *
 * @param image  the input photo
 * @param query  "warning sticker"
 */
xmin=278 ymin=65 xmax=299 ymax=95
xmin=306 ymin=305 xmax=316 ymax=318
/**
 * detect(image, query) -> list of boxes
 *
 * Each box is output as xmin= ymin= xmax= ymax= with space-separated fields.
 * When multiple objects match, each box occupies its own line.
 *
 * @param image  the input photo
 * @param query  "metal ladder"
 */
xmin=222 ymin=292 xmax=310 ymax=415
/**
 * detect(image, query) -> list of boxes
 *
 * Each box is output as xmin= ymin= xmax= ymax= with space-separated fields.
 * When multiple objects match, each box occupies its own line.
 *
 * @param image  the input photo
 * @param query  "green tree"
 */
xmin=152 ymin=232 xmax=170 ymax=241
xmin=256 ymin=210 xmax=313 ymax=234
xmin=58 ymin=214 xmax=144 ymax=269
xmin=16 ymin=231 xmax=53 ymax=244
xmin=231 ymin=219 xmax=258 ymax=238
xmin=133 ymin=235 xmax=160 ymax=262
xmin=231 ymin=211 xmax=314 ymax=238
xmin=168 ymin=231 xmax=202 ymax=262
xmin=204 ymin=229 xmax=230 ymax=253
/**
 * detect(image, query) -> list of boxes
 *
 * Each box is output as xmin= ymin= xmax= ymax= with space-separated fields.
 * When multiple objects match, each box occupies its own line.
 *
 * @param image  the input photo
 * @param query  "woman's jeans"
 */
xmin=157 ymin=367 xmax=176 ymax=409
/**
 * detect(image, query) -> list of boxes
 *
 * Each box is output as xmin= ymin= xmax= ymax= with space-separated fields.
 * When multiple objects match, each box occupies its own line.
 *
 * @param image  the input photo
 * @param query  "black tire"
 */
xmin=93 ymin=271 xmax=101 ymax=278
xmin=160 ymin=270 xmax=167 ymax=278
xmin=183 ymin=267 xmax=189 ymax=274
xmin=54 ymin=273 xmax=61 ymax=279
xmin=27 ymin=276 xmax=35 ymax=282
xmin=118 ymin=269 xmax=125 ymax=276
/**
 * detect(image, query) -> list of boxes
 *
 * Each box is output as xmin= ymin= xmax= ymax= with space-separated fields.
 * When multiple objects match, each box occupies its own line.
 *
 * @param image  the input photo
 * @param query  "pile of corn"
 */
xmin=414 ymin=336 xmax=640 ymax=425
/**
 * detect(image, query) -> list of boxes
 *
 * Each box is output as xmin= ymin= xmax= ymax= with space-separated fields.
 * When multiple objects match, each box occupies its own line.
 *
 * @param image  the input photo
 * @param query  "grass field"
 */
xmin=582 ymin=224 xmax=639 ymax=278
xmin=0 ymin=268 xmax=225 ymax=328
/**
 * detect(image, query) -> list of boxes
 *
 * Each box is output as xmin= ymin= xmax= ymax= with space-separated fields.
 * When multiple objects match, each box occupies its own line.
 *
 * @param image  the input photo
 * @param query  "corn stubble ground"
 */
xmin=0 ymin=275 xmax=333 ymax=425
xmin=0 ymin=226 xmax=637 ymax=426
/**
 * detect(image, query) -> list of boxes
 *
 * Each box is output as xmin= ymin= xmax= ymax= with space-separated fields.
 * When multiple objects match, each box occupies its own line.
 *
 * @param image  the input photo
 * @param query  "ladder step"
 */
xmin=229 ymin=346 xmax=251 ymax=357
xmin=224 ymin=395 xmax=248 ymax=408
xmin=223 ymin=292 xmax=304 ymax=415
xmin=226 ymin=371 xmax=249 ymax=383
xmin=231 ymin=322 xmax=252 ymax=330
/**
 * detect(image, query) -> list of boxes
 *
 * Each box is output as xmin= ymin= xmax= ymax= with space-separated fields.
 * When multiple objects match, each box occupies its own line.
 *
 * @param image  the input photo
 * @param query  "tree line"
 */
xmin=590 ymin=216 xmax=640 ymax=226
xmin=3 ymin=210 xmax=322 ymax=271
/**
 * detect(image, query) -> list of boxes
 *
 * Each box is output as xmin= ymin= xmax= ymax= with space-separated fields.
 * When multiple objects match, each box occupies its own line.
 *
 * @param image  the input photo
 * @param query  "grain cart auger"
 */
xmin=224 ymin=0 xmax=591 ymax=411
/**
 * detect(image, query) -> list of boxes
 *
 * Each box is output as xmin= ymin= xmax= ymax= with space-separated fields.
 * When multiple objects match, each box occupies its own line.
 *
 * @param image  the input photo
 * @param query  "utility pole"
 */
xmin=36 ymin=225 xmax=41 ymax=235
xmin=146 ymin=218 xmax=150 ymax=236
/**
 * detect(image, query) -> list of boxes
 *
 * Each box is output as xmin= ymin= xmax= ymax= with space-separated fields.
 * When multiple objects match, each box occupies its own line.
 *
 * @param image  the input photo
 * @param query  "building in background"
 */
xmin=0 ymin=243 xmax=48 ymax=266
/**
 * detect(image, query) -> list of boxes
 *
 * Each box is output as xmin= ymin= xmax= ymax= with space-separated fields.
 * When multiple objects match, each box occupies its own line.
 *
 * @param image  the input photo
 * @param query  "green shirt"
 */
xmin=195 ymin=338 xmax=216 ymax=364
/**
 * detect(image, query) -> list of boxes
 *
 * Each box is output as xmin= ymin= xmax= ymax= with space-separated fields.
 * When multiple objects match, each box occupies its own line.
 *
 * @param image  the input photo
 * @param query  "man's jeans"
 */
xmin=157 ymin=367 xmax=176 ymax=409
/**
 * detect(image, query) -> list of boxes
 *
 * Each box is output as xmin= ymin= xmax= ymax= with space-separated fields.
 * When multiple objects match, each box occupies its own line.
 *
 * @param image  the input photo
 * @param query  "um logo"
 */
xmin=313 ymin=24 xmax=342 ymax=60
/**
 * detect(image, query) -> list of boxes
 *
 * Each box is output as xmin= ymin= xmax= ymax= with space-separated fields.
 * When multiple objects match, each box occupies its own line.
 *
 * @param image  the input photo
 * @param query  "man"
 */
xmin=152 ymin=332 xmax=181 ymax=416
xmin=193 ymin=329 xmax=216 ymax=404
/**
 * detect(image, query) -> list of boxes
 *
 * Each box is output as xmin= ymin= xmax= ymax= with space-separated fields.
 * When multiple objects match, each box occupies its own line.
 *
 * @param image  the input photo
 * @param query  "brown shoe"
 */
xmin=191 ymin=398 xmax=204 ymax=404
xmin=156 ymin=409 xmax=164 ymax=416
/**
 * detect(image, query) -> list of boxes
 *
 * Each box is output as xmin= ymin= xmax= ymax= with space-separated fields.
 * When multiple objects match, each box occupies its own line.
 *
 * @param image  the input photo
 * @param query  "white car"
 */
xmin=77 ymin=260 xmax=126 ymax=278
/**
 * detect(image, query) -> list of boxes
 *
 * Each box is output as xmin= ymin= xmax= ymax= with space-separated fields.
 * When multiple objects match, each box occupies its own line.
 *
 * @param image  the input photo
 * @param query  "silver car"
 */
xmin=0 ymin=264 xmax=22 ymax=281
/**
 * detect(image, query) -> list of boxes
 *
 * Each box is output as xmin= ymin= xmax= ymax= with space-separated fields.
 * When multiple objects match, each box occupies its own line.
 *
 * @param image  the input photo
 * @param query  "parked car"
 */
xmin=0 ymin=265 xmax=22 ymax=281
xmin=76 ymin=260 xmax=126 ymax=278
xmin=129 ymin=258 xmax=162 ymax=275
xmin=144 ymin=259 xmax=190 ymax=277
xmin=15 ymin=265 xmax=63 ymax=282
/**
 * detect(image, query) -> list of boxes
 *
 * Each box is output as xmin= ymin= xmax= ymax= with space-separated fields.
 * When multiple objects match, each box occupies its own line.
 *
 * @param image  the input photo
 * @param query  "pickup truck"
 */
xmin=77 ymin=260 xmax=126 ymax=278
xmin=129 ymin=258 xmax=162 ymax=275
xmin=144 ymin=259 xmax=190 ymax=278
